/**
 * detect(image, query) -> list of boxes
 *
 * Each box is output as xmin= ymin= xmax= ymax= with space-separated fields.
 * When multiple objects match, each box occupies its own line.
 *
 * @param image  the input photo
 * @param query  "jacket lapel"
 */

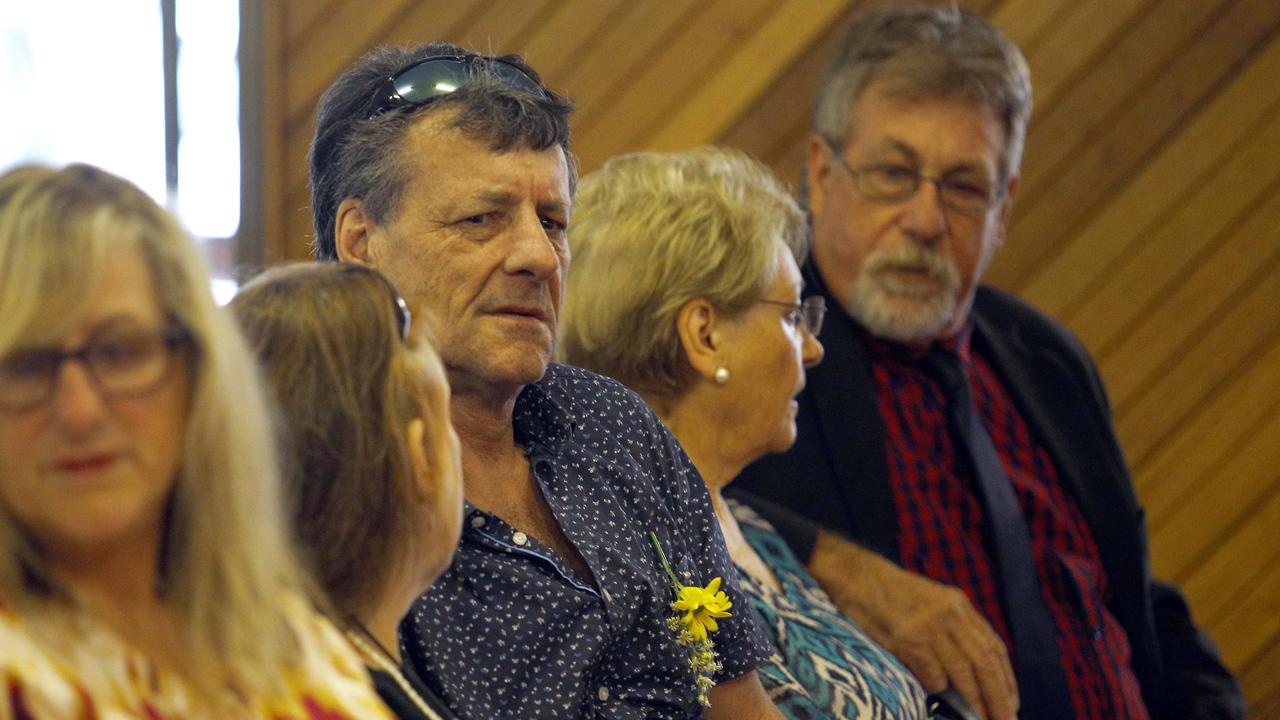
xmin=803 ymin=264 xmax=902 ymax=560
xmin=970 ymin=291 xmax=1144 ymax=592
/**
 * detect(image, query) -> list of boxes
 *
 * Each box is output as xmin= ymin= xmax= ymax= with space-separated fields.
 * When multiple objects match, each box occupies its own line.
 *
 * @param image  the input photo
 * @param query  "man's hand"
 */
xmin=809 ymin=530 xmax=1018 ymax=720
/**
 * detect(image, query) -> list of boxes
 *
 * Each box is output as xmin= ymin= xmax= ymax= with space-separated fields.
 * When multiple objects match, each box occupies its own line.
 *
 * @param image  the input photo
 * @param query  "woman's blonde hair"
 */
xmin=0 ymin=163 xmax=303 ymax=702
xmin=559 ymin=146 xmax=809 ymax=400
xmin=230 ymin=262 xmax=451 ymax=623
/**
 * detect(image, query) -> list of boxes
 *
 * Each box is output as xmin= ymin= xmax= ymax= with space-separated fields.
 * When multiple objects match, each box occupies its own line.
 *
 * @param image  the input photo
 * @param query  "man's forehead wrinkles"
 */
xmin=876 ymin=138 xmax=919 ymax=160
xmin=478 ymin=190 xmax=520 ymax=206
xmin=469 ymin=189 xmax=568 ymax=215
xmin=540 ymin=197 xmax=568 ymax=215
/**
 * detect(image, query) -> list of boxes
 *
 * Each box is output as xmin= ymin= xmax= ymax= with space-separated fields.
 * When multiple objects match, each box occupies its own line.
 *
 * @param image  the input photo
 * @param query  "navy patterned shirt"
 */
xmin=401 ymin=363 xmax=772 ymax=719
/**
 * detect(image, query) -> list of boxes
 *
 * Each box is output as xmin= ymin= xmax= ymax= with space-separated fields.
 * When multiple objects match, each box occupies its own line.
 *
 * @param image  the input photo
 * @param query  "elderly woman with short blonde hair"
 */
xmin=561 ymin=146 xmax=933 ymax=719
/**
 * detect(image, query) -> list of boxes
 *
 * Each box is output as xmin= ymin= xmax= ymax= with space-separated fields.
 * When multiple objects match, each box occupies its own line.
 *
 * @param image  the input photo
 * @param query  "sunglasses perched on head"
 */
xmin=366 ymin=55 xmax=545 ymax=119
xmin=340 ymin=265 xmax=412 ymax=342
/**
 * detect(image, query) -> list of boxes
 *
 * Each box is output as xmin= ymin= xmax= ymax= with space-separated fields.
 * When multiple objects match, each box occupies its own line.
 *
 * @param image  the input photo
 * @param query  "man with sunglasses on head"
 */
xmin=309 ymin=43 xmax=780 ymax=720
xmin=731 ymin=6 xmax=1243 ymax=720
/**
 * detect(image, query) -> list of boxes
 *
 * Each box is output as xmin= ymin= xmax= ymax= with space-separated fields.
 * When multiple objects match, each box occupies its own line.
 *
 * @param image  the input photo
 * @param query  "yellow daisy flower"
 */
xmin=648 ymin=532 xmax=732 ymax=705
xmin=673 ymin=577 xmax=733 ymax=642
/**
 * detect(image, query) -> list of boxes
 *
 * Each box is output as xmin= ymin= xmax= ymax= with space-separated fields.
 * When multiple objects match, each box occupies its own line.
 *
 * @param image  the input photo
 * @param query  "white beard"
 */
xmin=843 ymin=243 xmax=961 ymax=343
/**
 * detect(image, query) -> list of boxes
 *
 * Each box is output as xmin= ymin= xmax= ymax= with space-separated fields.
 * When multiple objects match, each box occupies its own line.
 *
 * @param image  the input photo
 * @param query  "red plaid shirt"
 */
xmin=866 ymin=327 xmax=1149 ymax=719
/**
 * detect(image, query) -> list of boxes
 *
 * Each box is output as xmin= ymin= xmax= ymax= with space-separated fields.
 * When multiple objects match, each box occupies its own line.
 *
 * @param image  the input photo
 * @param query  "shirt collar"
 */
xmin=511 ymin=369 xmax=577 ymax=454
xmin=856 ymin=321 xmax=974 ymax=363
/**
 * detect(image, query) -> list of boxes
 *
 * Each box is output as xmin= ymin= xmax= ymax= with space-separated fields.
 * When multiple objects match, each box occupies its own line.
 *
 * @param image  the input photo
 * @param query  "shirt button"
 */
xmin=512 ymin=531 xmax=529 ymax=546
xmin=597 ymin=686 xmax=610 ymax=702
xmin=470 ymin=515 xmax=487 ymax=529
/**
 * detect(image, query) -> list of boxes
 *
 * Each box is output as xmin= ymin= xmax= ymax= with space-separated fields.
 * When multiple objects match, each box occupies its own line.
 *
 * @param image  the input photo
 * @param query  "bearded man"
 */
xmin=732 ymin=6 xmax=1244 ymax=720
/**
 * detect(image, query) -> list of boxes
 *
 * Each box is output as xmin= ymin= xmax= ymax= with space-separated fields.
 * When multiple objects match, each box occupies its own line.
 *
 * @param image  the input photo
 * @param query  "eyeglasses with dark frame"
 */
xmin=366 ymin=54 xmax=546 ymax=120
xmin=340 ymin=265 xmax=412 ymax=343
xmin=758 ymin=296 xmax=826 ymax=337
xmin=823 ymin=138 xmax=1005 ymax=217
xmin=0 ymin=325 xmax=190 ymax=413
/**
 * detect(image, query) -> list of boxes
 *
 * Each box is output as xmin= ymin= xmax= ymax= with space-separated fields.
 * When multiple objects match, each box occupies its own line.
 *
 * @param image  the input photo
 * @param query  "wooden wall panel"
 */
xmin=1177 ymin=484 xmax=1280 ymax=622
xmin=572 ymin=0 xmax=783 ymax=164
xmin=1080 ymin=111 xmax=1280 ymax=390
xmin=1021 ymin=33 xmax=1280 ymax=319
xmin=1243 ymin=642 xmax=1280 ymax=717
xmin=999 ymin=0 xmax=1279 ymax=286
xmin=640 ymin=0 xmax=849 ymax=152
xmin=1135 ymin=323 xmax=1280 ymax=525
xmin=255 ymin=1 xmax=1279 ymax=713
xmin=517 ymin=0 xmax=632 ymax=80
xmin=1010 ymin=0 xmax=1149 ymax=118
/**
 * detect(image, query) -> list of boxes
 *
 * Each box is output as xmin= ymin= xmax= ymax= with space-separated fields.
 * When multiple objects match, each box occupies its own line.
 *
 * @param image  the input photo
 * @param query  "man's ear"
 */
xmin=994 ymin=175 xmax=1019 ymax=249
xmin=675 ymin=298 xmax=723 ymax=383
xmin=806 ymin=134 xmax=833 ymax=218
xmin=405 ymin=417 xmax=433 ymax=504
xmin=334 ymin=197 xmax=374 ymax=265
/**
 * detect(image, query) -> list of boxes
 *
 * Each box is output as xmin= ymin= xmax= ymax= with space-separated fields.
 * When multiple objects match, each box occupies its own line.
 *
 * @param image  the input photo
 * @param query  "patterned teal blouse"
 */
xmin=730 ymin=500 xmax=929 ymax=720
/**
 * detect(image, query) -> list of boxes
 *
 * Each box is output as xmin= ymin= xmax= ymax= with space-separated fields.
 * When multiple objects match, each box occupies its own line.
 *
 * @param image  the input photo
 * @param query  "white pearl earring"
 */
xmin=713 ymin=367 xmax=730 ymax=385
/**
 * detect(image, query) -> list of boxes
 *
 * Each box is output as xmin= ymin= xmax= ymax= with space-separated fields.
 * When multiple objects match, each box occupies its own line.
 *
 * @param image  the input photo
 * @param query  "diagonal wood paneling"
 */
xmin=450 ymin=0 xmax=560 ymax=56
xmin=1135 ymin=328 xmax=1280 ymax=527
xmin=253 ymin=1 xmax=1280 ymax=713
xmin=1176 ymin=482 xmax=1280 ymax=623
xmin=517 ymin=0 xmax=633 ymax=81
xmin=1242 ymin=641 xmax=1280 ymax=717
xmin=1009 ymin=0 xmax=1151 ymax=122
xmin=1151 ymin=400 xmax=1280 ymax=585
xmin=570 ymin=0 xmax=785 ymax=164
xmin=643 ymin=0 xmax=849 ymax=153
xmin=996 ymin=0 xmax=1280 ymax=288
xmin=1080 ymin=107 xmax=1280 ymax=395
xmin=1020 ymin=31 xmax=1280 ymax=321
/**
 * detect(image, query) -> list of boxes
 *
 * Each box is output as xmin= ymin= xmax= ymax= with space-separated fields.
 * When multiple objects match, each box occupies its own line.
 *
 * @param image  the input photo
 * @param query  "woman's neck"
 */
xmin=48 ymin=527 xmax=177 ymax=664
xmin=355 ymin=599 xmax=405 ymax=665
xmin=655 ymin=393 xmax=783 ymax=592
xmin=352 ymin=569 xmax=426 ymax=665
xmin=51 ymin=521 xmax=158 ymax=602
xmin=655 ymin=397 xmax=749 ymax=542
xmin=655 ymin=395 xmax=749 ymax=499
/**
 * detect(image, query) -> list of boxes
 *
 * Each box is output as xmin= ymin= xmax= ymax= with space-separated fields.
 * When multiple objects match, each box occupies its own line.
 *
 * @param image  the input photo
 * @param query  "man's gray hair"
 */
xmin=813 ymin=5 xmax=1031 ymax=181
xmin=308 ymin=41 xmax=575 ymax=260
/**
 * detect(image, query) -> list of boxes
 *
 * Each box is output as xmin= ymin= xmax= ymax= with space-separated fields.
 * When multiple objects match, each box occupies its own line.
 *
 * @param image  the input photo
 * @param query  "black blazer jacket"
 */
xmin=731 ymin=265 xmax=1244 ymax=719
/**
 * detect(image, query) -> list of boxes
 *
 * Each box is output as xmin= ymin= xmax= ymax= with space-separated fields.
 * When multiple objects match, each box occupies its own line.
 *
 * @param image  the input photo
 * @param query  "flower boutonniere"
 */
xmin=648 ymin=531 xmax=732 ymax=706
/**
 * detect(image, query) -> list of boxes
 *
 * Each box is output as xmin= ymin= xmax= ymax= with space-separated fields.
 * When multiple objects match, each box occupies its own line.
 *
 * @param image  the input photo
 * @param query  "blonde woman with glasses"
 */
xmin=0 ymin=164 xmax=391 ymax=718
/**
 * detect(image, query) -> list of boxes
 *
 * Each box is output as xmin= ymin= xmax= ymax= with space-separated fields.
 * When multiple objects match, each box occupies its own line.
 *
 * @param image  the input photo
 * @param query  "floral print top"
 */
xmin=731 ymin=499 xmax=930 ymax=720
xmin=0 ymin=593 xmax=394 ymax=719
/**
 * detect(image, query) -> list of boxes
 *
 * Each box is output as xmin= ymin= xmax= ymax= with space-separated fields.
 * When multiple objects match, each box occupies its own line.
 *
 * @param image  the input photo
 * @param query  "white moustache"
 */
xmin=864 ymin=245 xmax=960 ymax=295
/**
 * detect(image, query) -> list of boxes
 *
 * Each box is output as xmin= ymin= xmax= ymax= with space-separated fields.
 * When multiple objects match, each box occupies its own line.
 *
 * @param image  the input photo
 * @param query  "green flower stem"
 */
xmin=648 ymin=532 xmax=682 ymax=591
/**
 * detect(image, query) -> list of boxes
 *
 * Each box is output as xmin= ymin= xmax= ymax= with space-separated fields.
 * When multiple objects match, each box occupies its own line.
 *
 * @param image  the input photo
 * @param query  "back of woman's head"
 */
xmin=560 ymin=146 xmax=808 ymax=400
xmin=0 ymin=163 xmax=302 ymax=699
xmin=231 ymin=262 xmax=449 ymax=621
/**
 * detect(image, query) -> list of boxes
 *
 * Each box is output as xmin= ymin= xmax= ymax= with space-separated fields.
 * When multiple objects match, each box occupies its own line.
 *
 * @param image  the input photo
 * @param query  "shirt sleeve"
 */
xmin=638 ymin=406 xmax=775 ymax=682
